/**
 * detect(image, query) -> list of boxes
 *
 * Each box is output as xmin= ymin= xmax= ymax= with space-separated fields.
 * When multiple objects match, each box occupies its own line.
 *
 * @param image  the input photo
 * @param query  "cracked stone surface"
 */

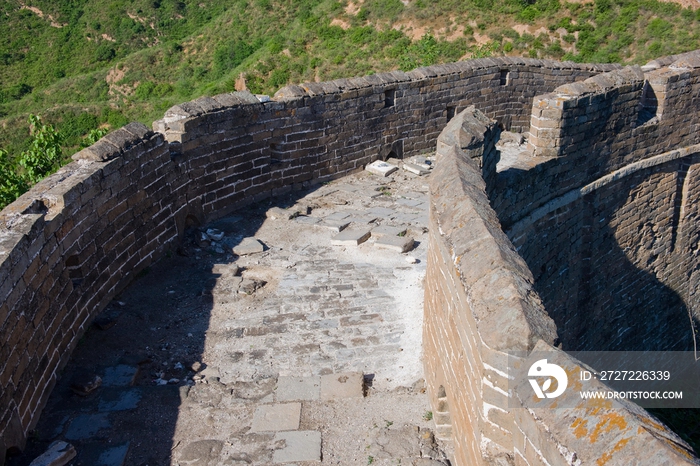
xmin=11 ymin=168 xmax=451 ymax=466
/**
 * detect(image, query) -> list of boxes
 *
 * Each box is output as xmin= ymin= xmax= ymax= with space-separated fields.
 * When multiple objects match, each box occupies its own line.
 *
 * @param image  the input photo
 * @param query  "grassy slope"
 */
xmin=1 ymin=0 xmax=700 ymax=159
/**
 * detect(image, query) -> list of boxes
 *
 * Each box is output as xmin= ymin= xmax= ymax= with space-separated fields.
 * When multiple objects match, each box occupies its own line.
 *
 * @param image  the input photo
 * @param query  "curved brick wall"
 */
xmin=425 ymin=106 xmax=699 ymax=465
xmin=491 ymin=52 xmax=700 ymax=352
xmin=0 ymin=57 xmax=617 ymax=461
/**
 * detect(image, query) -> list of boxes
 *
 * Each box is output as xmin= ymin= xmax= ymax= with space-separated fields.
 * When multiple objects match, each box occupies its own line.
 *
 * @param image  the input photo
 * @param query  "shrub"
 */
xmin=95 ymin=44 xmax=116 ymax=62
xmin=0 ymin=149 xmax=27 ymax=209
xmin=18 ymin=115 xmax=64 ymax=184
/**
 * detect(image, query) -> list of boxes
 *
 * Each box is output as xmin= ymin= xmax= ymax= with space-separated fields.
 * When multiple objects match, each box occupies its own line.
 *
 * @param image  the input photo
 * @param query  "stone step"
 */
xmin=375 ymin=235 xmax=415 ymax=253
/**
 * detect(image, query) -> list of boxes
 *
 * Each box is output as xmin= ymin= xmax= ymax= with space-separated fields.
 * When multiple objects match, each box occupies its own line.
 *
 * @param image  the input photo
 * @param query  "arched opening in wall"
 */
xmin=65 ymin=255 xmax=83 ymax=287
xmin=380 ymin=140 xmax=404 ymax=160
xmin=384 ymin=89 xmax=396 ymax=108
xmin=499 ymin=69 xmax=510 ymax=86
xmin=446 ymin=105 xmax=456 ymax=122
xmin=637 ymin=81 xmax=661 ymax=126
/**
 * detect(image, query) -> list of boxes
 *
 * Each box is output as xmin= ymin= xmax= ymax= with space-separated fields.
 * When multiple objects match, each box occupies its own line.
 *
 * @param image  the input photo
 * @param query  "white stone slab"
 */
xmin=375 ymin=235 xmax=415 ymax=253
xmin=276 ymin=376 xmax=321 ymax=401
xmin=366 ymin=160 xmax=398 ymax=177
xmin=331 ymin=229 xmax=371 ymax=246
xmin=320 ymin=219 xmax=350 ymax=233
xmin=295 ymin=216 xmax=321 ymax=225
xmin=320 ymin=372 xmax=364 ymax=401
xmin=272 ymin=431 xmax=322 ymax=463
xmin=29 ymin=441 xmax=76 ymax=466
xmin=403 ymin=162 xmax=430 ymax=176
xmin=232 ymin=237 xmax=265 ymax=255
xmin=371 ymin=225 xmax=407 ymax=237
xmin=250 ymin=403 xmax=301 ymax=432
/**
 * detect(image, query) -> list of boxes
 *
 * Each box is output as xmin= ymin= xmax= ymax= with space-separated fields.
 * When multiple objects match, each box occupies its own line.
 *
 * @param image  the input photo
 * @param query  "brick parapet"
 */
xmin=425 ymin=106 xmax=700 ymax=465
xmin=487 ymin=54 xmax=700 ymax=355
xmin=494 ymin=55 xmax=700 ymax=230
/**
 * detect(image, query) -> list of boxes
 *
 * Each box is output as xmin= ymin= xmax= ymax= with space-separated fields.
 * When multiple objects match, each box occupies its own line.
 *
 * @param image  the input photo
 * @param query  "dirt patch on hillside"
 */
xmin=19 ymin=3 xmax=65 ymax=27
xmin=330 ymin=18 xmax=351 ymax=29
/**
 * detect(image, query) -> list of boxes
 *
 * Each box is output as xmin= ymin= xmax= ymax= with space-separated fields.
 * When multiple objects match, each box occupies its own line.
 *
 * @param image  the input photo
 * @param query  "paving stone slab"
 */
xmin=324 ymin=211 xmax=351 ymax=221
xmin=272 ymin=431 xmax=322 ymax=463
xmin=250 ymin=403 xmax=302 ymax=432
xmin=335 ymin=184 xmax=358 ymax=193
xmin=331 ymin=229 xmax=371 ymax=246
xmin=276 ymin=376 xmax=321 ymax=401
xmin=403 ymin=162 xmax=430 ymax=176
xmin=366 ymin=160 xmax=398 ymax=177
xmin=375 ymin=235 xmax=415 ymax=253
xmin=320 ymin=372 xmax=364 ymax=401
xmin=368 ymin=207 xmax=396 ymax=217
xmin=29 ymin=441 xmax=76 ymax=466
xmin=65 ymin=414 xmax=111 ymax=440
xmin=347 ymin=215 xmax=378 ymax=225
xmin=393 ymin=213 xmax=419 ymax=223
xmin=294 ymin=216 xmax=321 ymax=225
xmin=320 ymin=219 xmax=350 ymax=233
xmin=102 ymin=365 xmax=138 ymax=386
xmin=371 ymin=225 xmax=407 ymax=237
xmin=397 ymin=198 xmax=423 ymax=207
xmin=233 ymin=237 xmax=265 ymax=255
xmin=97 ymin=388 xmax=142 ymax=412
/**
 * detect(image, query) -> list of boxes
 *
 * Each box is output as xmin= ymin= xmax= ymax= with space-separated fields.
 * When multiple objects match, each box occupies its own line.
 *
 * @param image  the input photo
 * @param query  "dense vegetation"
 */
xmin=1 ymin=0 xmax=700 ymax=207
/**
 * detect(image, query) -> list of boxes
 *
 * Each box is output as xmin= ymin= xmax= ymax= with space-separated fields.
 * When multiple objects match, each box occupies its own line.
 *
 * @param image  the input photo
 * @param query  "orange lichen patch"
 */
xmin=638 ymin=415 xmax=668 ymax=433
xmin=571 ymin=417 xmax=588 ymax=439
xmin=668 ymin=440 xmax=697 ymax=460
xmin=576 ymin=397 xmax=613 ymax=412
xmin=589 ymin=412 xmax=629 ymax=444
xmin=595 ymin=437 xmax=631 ymax=466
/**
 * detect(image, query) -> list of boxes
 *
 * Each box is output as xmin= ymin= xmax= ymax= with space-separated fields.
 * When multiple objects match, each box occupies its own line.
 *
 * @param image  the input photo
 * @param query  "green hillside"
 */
xmin=1 ymin=0 xmax=700 ymax=207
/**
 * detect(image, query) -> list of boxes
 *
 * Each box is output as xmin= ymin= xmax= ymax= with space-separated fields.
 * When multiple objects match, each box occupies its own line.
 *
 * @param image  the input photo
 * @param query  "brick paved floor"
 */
xmin=11 ymin=167 xmax=450 ymax=466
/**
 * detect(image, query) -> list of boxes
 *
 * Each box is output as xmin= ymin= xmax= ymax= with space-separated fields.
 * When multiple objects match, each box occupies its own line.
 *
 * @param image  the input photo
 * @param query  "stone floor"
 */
xmin=11 ymin=161 xmax=451 ymax=466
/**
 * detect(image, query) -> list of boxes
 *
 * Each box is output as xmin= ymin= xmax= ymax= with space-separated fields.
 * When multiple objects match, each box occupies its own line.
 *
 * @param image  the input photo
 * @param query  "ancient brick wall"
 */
xmin=0 ymin=57 xmax=616 ymax=461
xmin=426 ymin=106 xmax=699 ymax=465
xmin=493 ymin=52 xmax=700 ymax=352
xmin=0 ymin=124 xmax=179 ymax=460
xmin=425 ymin=107 xmax=558 ymax=465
